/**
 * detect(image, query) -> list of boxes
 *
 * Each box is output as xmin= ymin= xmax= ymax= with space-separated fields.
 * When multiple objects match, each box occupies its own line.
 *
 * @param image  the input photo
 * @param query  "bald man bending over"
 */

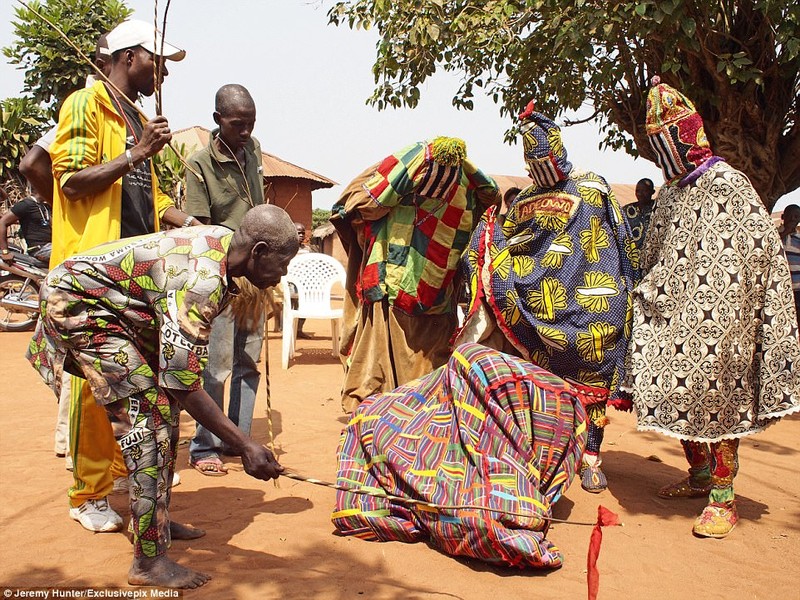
xmin=27 ymin=205 xmax=299 ymax=588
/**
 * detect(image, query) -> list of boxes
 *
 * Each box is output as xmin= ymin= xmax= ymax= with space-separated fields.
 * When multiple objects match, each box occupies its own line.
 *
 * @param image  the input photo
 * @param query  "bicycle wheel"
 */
xmin=0 ymin=276 xmax=40 ymax=332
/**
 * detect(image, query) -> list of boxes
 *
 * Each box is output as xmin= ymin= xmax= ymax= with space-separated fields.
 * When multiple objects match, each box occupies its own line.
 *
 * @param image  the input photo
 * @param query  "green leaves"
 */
xmin=327 ymin=0 xmax=800 ymax=204
xmin=153 ymin=142 xmax=188 ymax=208
xmin=716 ymin=51 xmax=761 ymax=85
xmin=0 ymin=96 xmax=47 ymax=180
xmin=3 ymin=0 xmax=132 ymax=116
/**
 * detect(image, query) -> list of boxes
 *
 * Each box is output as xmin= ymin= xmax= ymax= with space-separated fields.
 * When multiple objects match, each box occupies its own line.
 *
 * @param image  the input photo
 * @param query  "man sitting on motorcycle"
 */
xmin=0 ymin=185 xmax=52 ymax=264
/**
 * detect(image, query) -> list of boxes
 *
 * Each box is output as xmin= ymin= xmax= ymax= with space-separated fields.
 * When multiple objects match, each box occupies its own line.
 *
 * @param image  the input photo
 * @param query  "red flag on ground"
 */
xmin=587 ymin=505 xmax=620 ymax=600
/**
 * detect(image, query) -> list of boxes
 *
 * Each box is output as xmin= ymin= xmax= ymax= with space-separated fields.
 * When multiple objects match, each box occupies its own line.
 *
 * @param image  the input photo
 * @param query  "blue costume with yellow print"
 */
xmin=462 ymin=107 xmax=638 ymax=399
xmin=460 ymin=102 xmax=638 ymax=492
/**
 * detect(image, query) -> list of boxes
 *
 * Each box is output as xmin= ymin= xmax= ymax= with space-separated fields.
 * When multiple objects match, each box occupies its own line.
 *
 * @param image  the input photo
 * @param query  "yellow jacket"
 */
xmin=49 ymin=80 xmax=173 ymax=267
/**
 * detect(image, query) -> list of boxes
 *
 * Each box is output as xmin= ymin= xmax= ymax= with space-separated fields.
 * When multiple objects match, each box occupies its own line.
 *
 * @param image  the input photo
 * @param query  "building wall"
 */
xmin=318 ymin=233 xmax=348 ymax=266
xmin=264 ymin=178 xmax=313 ymax=232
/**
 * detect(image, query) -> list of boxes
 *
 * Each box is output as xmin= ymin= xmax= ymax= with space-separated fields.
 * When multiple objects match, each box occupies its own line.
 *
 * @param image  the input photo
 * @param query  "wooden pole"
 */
xmin=263 ymin=296 xmax=278 ymax=487
xmin=279 ymin=468 xmax=608 ymax=527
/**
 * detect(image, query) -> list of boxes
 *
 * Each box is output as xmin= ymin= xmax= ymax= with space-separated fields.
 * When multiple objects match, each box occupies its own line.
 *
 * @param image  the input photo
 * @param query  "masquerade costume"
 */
xmin=630 ymin=77 xmax=800 ymax=537
xmin=333 ymin=342 xmax=592 ymax=568
xmin=458 ymin=103 xmax=638 ymax=492
xmin=332 ymin=138 xmax=499 ymax=413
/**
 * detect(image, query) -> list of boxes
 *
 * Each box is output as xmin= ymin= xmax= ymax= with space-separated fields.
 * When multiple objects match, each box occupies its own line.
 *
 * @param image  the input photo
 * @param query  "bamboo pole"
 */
xmin=263 ymin=296 xmax=278 ymax=487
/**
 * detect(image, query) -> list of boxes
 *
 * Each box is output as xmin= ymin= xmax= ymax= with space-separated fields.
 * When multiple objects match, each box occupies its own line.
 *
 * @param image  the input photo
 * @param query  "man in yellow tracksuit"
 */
xmin=49 ymin=19 xmax=197 ymax=532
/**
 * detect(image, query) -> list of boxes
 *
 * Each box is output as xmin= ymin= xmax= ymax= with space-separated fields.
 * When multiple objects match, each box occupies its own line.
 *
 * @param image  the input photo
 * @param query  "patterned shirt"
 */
xmin=28 ymin=226 xmax=235 ymax=404
xmin=462 ymin=171 xmax=638 ymax=398
xmin=783 ymin=232 xmax=800 ymax=291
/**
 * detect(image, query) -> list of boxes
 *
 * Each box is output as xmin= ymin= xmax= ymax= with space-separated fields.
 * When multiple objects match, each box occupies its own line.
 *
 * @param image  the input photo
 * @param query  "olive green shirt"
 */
xmin=185 ymin=131 xmax=265 ymax=230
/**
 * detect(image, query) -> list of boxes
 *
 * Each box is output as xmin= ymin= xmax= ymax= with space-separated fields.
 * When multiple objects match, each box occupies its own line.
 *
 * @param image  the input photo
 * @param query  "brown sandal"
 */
xmin=657 ymin=476 xmax=710 ymax=499
xmin=189 ymin=457 xmax=229 ymax=477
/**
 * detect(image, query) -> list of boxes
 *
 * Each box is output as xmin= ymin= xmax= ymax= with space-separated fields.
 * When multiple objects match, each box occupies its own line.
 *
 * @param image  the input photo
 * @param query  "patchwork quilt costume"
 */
xmin=333 ymin=342 xmax=596 ymax=568
xmin=630 ymin=77 xmax=800 ymax=537
xmin=332 ymin=138 xmax=499 ymax=413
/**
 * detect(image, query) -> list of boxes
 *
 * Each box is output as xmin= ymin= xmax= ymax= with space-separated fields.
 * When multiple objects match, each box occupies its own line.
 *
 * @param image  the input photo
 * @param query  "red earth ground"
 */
xmin=1 ymin=324 xmax=797 ymax=599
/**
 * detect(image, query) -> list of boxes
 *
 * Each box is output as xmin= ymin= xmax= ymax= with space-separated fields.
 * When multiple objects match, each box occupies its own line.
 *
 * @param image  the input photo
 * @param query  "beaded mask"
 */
xmin=518 ymin=101 xmax=573 ymax=188
xmin=645 ymin=76 xmax=712 ymax=182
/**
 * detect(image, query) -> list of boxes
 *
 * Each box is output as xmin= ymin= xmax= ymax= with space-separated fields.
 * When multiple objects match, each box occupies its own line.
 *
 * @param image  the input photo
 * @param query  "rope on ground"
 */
xmin=279 ymin=467 xmax=618 ymax=527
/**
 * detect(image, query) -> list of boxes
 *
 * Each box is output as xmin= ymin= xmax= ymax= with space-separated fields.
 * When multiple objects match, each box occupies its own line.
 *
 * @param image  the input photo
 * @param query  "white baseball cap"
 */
xmin=105 ymin=19 xmax=186 ymax=61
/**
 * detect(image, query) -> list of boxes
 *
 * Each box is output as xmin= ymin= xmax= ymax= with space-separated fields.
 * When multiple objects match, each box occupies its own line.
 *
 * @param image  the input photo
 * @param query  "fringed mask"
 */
xmin=418 ymin=136 xmax=466 ymax=199
xmin=518 ymin=101 xmax=573 ymax=188
xmin=645 ymin=76 xmax=712 ymax=182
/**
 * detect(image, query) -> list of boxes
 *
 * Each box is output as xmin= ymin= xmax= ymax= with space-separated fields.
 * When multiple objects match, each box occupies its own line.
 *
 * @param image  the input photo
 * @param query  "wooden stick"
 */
xmin=279 ymin=468 xmax=614 ymax=527
xmin=263 ymin=296 xmax=278 ymax=487
xmin=14 ymin=0 xmax=203 ymax=181
xmin=153 ymin=0 xmax=161 ymax=116
xmin=154 ymin=0 xmax=173 ymax=116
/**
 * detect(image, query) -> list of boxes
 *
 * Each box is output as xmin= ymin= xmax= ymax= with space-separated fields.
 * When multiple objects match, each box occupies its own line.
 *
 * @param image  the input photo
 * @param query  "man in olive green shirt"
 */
xmin=184 ymin=84 xmax=266 ymax=475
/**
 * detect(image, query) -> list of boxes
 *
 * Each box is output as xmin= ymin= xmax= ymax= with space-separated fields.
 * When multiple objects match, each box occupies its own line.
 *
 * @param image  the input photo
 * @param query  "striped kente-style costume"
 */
xmin=332 ymin=342 xmax=599 ymax=568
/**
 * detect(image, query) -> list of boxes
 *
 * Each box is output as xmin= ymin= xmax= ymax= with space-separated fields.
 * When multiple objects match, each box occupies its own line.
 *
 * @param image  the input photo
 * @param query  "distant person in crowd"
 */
xmin=0 ymin=189 xmax=51 ymax=262
xmin=624 ymin=177 xmax=656 ymax=250
xmin=629 ymin=77 xmax=800 ymax=538
xmin=457 ymin=101 xmax=638 ymax=494
xmin=27 ymin=205 xmax=297 ymax=588
xmin=184 ymin=84 xmax=266 ymax=476
xmin=49 ymin=19 xmax=194 ymax=534
xmin=331 ymin=137 xmax=500 ymax=413
xmin=498 ymin=186 xmax=521 ymax=224
xmin=779 ymin=204 xmax=800 ymax=323
xmin=293 ymin=221 xmax=311 ymax=339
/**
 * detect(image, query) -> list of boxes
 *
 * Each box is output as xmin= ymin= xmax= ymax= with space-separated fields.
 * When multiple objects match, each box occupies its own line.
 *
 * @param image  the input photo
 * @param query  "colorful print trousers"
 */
xmin=105 ymin=386 xmax=179 ymax=558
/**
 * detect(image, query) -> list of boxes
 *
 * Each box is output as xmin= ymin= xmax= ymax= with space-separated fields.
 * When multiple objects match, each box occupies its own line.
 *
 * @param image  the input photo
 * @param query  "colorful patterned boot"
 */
xmin=580 ymin=459 xmax=607 ymax=493
xmin=658 ymin=476 xmax=712 ymax=498
xmin=692 ymin=501 xmax=738 ymax=538
xmin=658 ymin=440 xmax=711 ymax=498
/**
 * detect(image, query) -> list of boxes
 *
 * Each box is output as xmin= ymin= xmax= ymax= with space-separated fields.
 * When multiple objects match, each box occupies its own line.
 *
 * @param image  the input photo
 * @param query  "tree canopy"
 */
xmin=1 ymin=0 xmax=130 ymax=195
xmin=3 ymin=0 xmax=131 ymax=118
xmin=0 ymin=97 xmax=47 ymax=186
xmin=329 ymin=0 xmax=800 ymax=208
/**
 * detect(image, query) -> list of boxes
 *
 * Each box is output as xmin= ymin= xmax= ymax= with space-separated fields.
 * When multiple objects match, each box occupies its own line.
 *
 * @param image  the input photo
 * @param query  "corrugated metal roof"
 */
xmin=171 ymin=126 xmax=337 ymax=190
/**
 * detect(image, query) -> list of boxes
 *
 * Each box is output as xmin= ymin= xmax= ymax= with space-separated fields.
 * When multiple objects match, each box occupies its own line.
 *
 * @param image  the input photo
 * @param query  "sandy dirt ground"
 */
xmin=1 ymin=323 xmax=798 ymax=600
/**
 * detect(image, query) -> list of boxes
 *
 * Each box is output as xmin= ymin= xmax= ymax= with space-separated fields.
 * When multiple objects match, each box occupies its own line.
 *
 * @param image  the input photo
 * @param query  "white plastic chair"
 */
xmin=280 ymin=252 xmax=346 ymax=368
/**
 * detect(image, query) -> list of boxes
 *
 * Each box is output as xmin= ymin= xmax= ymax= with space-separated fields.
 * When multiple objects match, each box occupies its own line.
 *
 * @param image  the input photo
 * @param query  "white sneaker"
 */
xmin=69 ymin=498 xmax=124 ymax=533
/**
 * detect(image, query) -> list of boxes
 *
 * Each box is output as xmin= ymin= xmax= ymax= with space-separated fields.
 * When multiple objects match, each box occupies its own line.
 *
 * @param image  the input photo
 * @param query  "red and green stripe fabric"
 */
xmin=333 ymin=342 xmax=594 ymax=568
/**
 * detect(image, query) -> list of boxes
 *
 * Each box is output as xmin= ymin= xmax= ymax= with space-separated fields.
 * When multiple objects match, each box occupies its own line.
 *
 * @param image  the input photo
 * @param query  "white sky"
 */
xmin=2 ymin=0 xmax=797 ymax=211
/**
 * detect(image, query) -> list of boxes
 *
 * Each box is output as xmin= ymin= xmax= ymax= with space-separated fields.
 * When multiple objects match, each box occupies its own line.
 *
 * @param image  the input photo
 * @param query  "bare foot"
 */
xmin=128 ymin=555 xmax=211 ymax=589
xmin=170 ymin=521 xmax=206 ymax=540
